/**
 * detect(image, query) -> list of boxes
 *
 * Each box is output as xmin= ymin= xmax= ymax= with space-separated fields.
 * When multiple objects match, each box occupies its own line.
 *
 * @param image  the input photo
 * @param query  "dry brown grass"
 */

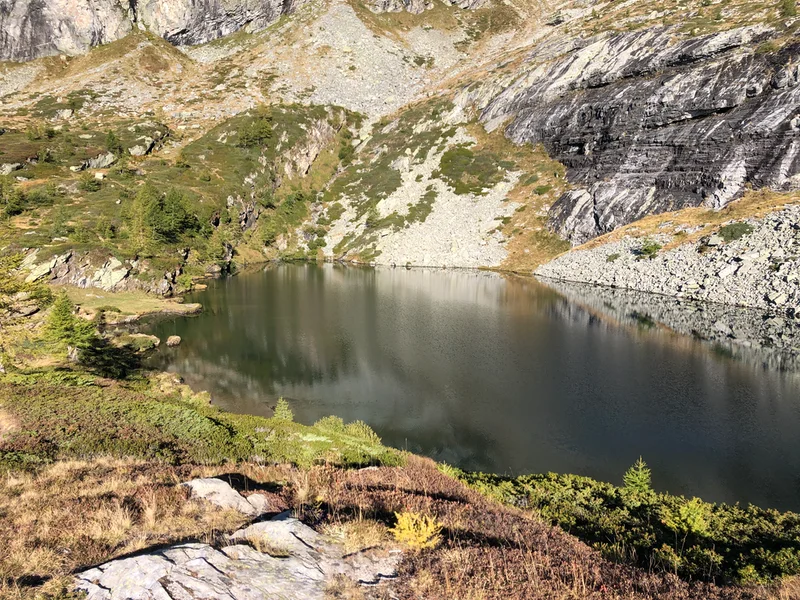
xmin=458 ymin=125 xmax=571 ymax=273
xmin=3 ymin=456 xmax=795 ymax=600
xmin=321 ymin=518 xmax=389 ymax=554
xmin=0 ymin=459 xmax=255 ymax=596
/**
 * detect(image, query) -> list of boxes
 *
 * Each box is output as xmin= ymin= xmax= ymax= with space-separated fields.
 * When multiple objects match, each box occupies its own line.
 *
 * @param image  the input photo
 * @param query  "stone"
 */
xmin=25 ymin=259 xmax=57 ymax=283
xmin=245 ymin=493 xmax=272 ymax=514
xmin=767 ymin=291 xmax=788 ymax=305
xmin=717 ymin=264 xmax=738 ymax=279
xmin=166 ymin=335 xmax=182 ymax=347
xmin=75 ymin=513 xmax=401 ymax=600
xmin=0 ymin=163 xmax=22 ymax=176
xmin=85 ymin=152 xmax=117 ymax=170
xmin=182 ymin=478 xmax=257 ymax=515
xmin=706 ymin=234 xmax=724 ymax=247
xmin=92 ymin=258 xmax=129 ymax=291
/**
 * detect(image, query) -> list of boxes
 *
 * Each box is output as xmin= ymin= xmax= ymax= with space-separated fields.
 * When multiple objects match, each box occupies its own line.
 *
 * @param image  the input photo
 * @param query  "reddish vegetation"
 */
xmin=316 ymin=457 xmax=773 ymax=600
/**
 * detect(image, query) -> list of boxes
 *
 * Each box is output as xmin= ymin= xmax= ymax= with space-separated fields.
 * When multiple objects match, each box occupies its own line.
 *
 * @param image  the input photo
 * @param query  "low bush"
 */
xmin=636 ymin=239 xmax=662 ymax=260
xmin=718 ymin=222 xmax=754 ymax=242
xmin=389 ymin=511 xmax=442 ymax=550
xmin=451 ymin=463 xmax=800 ymax=584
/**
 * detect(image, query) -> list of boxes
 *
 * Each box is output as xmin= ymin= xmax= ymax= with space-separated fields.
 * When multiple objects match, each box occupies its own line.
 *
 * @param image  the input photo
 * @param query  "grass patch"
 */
xmin=436 ymin=145 xmax=513 ymax=195
xmin=718 ymin=222 xmax=754 ymax=242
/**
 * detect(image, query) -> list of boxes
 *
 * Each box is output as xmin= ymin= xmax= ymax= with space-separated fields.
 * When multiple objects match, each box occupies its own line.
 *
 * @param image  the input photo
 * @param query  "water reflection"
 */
xmin=147 ymin=264 xmax=800 ymax=510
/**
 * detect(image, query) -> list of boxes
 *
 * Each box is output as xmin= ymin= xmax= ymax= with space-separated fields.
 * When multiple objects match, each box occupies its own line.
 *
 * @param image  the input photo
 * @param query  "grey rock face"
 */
xmin=75 ymin=512 xmax=401 ymax=600
xmin=474 ymin=26 xmax=800 ymax=245
xmin=136 ymin=0 xmax=301 ymax=47
xmin=0 ymin=0 xmax=133 ymax=63
xmin=365 ymin=0 xmax=486 ymax=15
xmin=367 ymin=0 xmax=433 ymax=15
xmin=0 ymin=0 xmax=303 ymax=61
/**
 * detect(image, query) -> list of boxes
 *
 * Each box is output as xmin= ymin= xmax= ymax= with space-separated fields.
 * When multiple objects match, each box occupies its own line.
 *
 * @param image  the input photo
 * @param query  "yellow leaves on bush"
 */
xmin=389 ymin=511 xmax=442 ymax=551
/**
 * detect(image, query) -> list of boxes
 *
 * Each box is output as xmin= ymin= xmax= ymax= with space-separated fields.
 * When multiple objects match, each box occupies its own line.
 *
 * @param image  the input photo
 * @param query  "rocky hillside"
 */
xmin=0 ymin=0 xmax=798 ymax=301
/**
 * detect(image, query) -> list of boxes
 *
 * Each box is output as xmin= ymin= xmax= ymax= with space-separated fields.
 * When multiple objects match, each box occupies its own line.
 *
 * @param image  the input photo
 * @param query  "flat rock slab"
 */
xmin=75 ymin=513 xmax=401 ymax=600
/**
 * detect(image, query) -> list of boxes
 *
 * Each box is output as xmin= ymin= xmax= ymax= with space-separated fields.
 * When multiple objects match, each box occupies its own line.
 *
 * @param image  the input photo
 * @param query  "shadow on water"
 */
xmin=146 ymin=263 xmax=800 ymax=511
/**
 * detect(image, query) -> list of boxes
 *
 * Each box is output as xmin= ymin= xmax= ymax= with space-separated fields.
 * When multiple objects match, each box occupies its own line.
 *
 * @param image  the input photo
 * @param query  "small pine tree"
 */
xmin=105 ymin=130 xmax=123 ymax=154
xmin=623 ymin=456 xmax=653 ymax=495
xmin=273 ymin=397 xmax=293 ymax=422
xmin=45 ymin=292 xmax=96 ymax=349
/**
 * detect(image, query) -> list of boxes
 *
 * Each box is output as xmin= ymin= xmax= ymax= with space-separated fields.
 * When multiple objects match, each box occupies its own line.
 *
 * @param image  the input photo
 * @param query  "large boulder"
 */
xmin=181 ymin=477 xmax=269 ymax=516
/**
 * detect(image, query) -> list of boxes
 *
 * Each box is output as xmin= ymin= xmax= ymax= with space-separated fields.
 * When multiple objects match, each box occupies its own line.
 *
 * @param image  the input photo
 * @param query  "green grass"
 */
xmin=0 ymin=369 xmax=402 ymax=470
xmin=436 ymin=145 xmax=514 ymax=195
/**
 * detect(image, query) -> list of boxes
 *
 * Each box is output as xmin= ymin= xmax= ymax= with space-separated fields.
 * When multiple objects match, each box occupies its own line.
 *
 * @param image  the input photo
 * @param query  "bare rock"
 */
xmin=166 ymin=335 xmax=182 ymax=347
xmin=75 ymin=512 xmax=400 ymax=600
xmin=181 ymin=477 xmax=257 ymax=515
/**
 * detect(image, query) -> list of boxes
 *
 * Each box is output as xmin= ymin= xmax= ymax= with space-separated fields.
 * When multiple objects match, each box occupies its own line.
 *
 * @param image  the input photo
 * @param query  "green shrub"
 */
xmin=237 ymin=110 xmax=273 ymax=148
xmin=606 ymin=253 xmax=620 ymax=263
xmin=438 ymin=145 xmax=513 ymax=195
xmin=314 ymin=415 xmax=346 ymax=433
xmin=636 ymin=239 xmax=662 ymax=260
xmin=452 ymin=467 xmax=800 ymax=584
xmin=78 ymin=172 xmax=102 ymax=192
xmin=344 ymin=420 xmax=381 ymax=444
xmin=718 ymin=222 xmax=754 ymax=242
xmin=781 ymin=0 xmax=797 ymax=17
xmin=105 ymin=130 xmax=123 ymax=154
xmin=0 ymin=176 xmax=26 ymax=217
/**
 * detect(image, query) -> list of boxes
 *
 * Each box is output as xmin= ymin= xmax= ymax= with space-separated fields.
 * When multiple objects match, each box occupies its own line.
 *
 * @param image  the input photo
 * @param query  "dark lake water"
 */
xmin=147 ymin=263 xmax=800 ymax=511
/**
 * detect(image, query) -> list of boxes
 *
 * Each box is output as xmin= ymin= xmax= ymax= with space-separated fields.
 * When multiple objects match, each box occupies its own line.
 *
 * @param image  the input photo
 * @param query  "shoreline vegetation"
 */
xmin=2 ymin=271 xmax=800 ymax=599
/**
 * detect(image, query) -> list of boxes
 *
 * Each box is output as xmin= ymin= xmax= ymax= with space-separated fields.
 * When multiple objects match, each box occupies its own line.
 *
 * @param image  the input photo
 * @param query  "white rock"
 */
xmin=181 ymin=478 xmax=257 ymax=516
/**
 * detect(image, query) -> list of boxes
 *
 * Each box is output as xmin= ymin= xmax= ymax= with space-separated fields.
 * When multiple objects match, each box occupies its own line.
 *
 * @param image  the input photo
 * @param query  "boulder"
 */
xmin=85 ymin=152 xmax=117 ymax=170
xmin=91 ymin=258 xmax=129 ymax=291
xmin=166 ymin=335 xmax=182 ymax=347
xmin=0 ymin=163 xmax=22 ymax=176
xmin=181 ymin=478 xmax=258 ymax=516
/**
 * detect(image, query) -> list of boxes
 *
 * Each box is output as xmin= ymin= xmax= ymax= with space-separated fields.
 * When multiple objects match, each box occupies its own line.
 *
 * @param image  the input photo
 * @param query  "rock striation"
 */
xmin=0 ymin=0 xmax=305 ymax=61
xmin=136 ymin=0 xmax=303 ymax=47
xmin=465 ymin=26 xmax=800 ymax=245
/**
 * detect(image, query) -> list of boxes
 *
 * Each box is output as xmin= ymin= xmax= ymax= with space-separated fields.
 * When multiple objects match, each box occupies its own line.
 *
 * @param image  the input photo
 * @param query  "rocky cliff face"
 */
xmin=0 ymin=0 xmax=133 ymax=62
xmin=463 ymin=25 xmax=800 ymax=245
xmin=0 ymin=0 xmax=304 ymax=61
xmin=136 ymin=0 xmax=301 ymax=46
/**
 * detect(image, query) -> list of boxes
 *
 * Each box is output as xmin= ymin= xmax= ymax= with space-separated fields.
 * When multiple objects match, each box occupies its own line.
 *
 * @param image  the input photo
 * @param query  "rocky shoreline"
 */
xmin=536 ymin=205 xmax=800 ymax=314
